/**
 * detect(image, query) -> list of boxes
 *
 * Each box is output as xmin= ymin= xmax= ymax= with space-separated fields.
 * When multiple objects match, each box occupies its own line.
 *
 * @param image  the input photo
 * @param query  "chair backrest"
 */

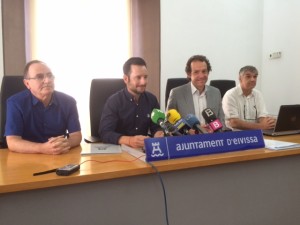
xmin=209 ymin=79 xmax=236 ymax=98
xmin=0 ymin=75 xmax=27 ymax=148
xmin=89 ymin=78 xmax=125 ymax=138
xmin=165 ymin=78 xmax=189 ymax=107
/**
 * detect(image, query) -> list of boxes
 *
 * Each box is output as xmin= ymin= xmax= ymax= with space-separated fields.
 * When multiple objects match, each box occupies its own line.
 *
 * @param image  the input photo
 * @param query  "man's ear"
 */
xmin=123 ymin=74 xmax=128 ymax=84
xmin=187 ymin=73 xmax=191 ymax=80
xmin=23 ymin=79 xmax=30 ymax=89
xmin=238 ymin=75 xmax=242 ymax=82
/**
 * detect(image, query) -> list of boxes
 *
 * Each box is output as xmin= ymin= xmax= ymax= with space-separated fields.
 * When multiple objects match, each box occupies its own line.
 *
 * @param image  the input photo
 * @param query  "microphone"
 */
xmin=151 ymin=108 xmax=172 ymax=136
xmin=185 ymin=114 xmax=208 ymax=134
xmin=202 ymin=108 xmax=223 ymax=132
xmin=164 ymin=121 xmax=182 ymax=136
xmin=166 ymin=109 xmax=191 ymax=135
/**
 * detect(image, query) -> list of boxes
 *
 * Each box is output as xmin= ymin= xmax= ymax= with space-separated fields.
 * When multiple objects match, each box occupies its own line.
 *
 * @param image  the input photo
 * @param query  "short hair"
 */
xmin=185 ymin=55 xmax=212 ymax=74
xmin=23 ymin=60 xmax=45 ymax=78
xmin=123 ymin=57 xmax=147 ymax=76
xmin=239 ymin=66 xmax=258 ymax=76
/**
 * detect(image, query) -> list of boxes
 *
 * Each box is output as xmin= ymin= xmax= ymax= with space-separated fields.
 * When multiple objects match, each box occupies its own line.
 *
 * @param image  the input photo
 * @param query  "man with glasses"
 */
xmin=99 ymin=57 xmax=164 ymax=149
xmin=222 ymin=65 xmax=276 ymax=131
xmin=5 ymin=60 xmax=82 ymax=154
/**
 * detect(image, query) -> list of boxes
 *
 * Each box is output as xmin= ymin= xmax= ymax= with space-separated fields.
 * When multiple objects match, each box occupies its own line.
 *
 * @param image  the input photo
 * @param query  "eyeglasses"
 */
xmin=25 ymin=73 xmax=55 ymax=82
xmin=244 ymin=105 xmax=257 ymax=121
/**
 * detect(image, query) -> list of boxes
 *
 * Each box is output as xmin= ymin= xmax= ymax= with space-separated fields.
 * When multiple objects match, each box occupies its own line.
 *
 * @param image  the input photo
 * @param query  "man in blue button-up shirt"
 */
xmin=5 ymin=60 xmax=82 ymax=154
xmin=99 ymin=57 xmax=164 ymax=148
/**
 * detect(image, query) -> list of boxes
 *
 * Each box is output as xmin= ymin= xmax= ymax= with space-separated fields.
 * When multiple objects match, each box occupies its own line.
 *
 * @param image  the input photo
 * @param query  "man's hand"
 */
xmin=6 ymin=135 xmax=71 ymax=154
xmin=260 ymin=117 xmax=276 ymax=130
xmin=128 ymin=135 xmax=148 ymax=149
xmin=154 ymin=130 xmax=165 ymax=138
xmin=44 ymin=135 xmax=71 ymax=155
xmin=203 ymin=124 xmax=213 ymax=133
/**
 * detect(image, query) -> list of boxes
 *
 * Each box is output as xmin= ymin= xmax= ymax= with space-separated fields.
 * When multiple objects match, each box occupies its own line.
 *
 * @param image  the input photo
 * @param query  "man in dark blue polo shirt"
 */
xmin=5 ymin=60 xmax=82 ymax=154
xmin=99 ymin=57 xmax=164 ymax=148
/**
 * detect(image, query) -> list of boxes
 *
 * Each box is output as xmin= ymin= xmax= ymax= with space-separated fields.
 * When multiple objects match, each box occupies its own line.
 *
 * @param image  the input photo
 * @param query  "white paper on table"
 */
xmin=121 ymin=144 xmax=146 ymax=162
xmin=81 ymin=143 xmax=122 ymax=155
xmin=264 ymin=139 xmax=300 ymax=151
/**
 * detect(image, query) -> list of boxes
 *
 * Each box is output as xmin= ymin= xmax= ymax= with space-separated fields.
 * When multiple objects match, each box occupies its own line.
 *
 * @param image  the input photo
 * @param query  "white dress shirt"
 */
xmin=191 ymin=83 xmax=207 ymax=125
xmin=222 ymin=84 xmax=269 ymax=130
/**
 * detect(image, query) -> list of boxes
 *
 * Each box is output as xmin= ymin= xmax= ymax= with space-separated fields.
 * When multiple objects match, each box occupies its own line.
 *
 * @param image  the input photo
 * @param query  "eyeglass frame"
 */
xmin=24 ymin=73 xmax=55 ymax=82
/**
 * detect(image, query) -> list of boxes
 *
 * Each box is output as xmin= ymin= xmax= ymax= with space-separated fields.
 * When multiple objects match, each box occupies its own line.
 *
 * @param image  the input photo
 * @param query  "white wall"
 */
xmin=261 ymin=0 xmax=300 ymax=114
xmin=160 ymin=0 xmax=263 ymax=109
xmin=161 ymin=0 xmax=300 ymax=115
xmin=1 ymin=1 xmax=299 ymax=114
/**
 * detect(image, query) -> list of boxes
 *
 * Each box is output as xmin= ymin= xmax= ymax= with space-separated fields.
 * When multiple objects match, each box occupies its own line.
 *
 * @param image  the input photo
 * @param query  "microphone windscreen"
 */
xmin=209 ymin=119 xmax=223 ymax=131
xmin=202 ymin=108 xmax=223 ymax=132
xmin=166 ymin=109 xmax=181 ymax=124
xmin=185 ymin=114 xmax=208 ymax=134
xmin=151 ymin=108 xmax=165 ymax=124
xmin=202 ymin=108 xmax=217 ymax=123
xmin=185 ymin=114 xmax=200 ymax=127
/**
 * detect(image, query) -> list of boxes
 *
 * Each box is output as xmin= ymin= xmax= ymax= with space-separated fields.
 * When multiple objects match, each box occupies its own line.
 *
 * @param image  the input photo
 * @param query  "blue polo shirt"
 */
xmin=99 ymin=88 xmax=161 ymax=145
xmin=5 ymin=89 xmax=81 ymax=143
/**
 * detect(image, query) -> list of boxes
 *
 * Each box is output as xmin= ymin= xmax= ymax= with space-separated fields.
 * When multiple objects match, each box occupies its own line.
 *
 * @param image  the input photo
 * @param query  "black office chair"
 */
xmin=209 ymin=79 xmax=236 ymax=98
xmin=0 ymin=75 xmax=27 ymax=148
xmin=165 ymin=78 xmax=189 ymax=107
xmin=84 ymin=78 xmax=125 ymax=143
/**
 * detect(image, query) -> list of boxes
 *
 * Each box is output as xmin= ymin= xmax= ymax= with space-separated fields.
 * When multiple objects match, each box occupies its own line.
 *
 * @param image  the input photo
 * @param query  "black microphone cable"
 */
xmin=147 ymin=161 xmax=169 ymax=225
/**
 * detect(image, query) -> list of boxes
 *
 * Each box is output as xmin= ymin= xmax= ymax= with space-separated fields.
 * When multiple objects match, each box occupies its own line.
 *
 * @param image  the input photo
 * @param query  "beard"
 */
xmin=130 ymin=86 xmax=146 ymax=95
xmin=127 ymin=77 xmax=146 ymax=95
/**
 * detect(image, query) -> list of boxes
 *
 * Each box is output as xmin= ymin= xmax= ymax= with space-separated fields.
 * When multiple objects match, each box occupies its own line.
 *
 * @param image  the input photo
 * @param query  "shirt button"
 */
xmin=136 ymin=115 xmax=139 ymax=118
xmin=135 ymin=127 xmax=138 ymax=130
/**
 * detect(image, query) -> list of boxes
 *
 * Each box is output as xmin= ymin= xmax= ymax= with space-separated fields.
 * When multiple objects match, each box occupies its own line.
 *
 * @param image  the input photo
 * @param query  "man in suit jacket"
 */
xmin=166 ymin=55 xmax=225 ymax=129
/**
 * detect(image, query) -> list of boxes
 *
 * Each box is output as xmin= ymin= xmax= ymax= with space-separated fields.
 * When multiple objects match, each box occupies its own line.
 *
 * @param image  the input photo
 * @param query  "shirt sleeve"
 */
xmin=222 ymin=91 xmax=240 ymax=120
xmin=98 ymin=97 xmax=123 ymax=144
xmin=255 ymin=91 xmax=269 ymax=118
xmin=4 ymin=98 xmax=24 ymax=136
xmin=67 ymin=99 xmax=81 ymax=133
xmin=216 ymin=96 xmax=226 ymax=128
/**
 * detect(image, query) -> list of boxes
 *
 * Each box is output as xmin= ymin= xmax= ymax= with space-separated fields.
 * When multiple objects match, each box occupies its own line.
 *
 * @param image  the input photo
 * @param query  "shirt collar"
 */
xmin=31 ymin=91 xmax=56 ymax=106
xmin=123 ymin=87 xmax=144 ymax=102
xmin=191 ymin=82 xmax=206 ymax=96
xmin=237 ymin=84 xmax=254 ymax=98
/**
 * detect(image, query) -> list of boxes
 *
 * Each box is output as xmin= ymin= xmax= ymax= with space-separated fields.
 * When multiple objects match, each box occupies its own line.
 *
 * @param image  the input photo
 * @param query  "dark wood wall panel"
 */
xmin=131 ymin=0 xmax=160 ymax=102
xmin=2 ymin=0 xmax=26 ymax=75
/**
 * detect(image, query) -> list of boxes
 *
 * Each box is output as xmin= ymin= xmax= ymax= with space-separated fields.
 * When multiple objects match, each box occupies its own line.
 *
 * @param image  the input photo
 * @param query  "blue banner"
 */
xmin=144 ymin=130 xmax=265 ymax=162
